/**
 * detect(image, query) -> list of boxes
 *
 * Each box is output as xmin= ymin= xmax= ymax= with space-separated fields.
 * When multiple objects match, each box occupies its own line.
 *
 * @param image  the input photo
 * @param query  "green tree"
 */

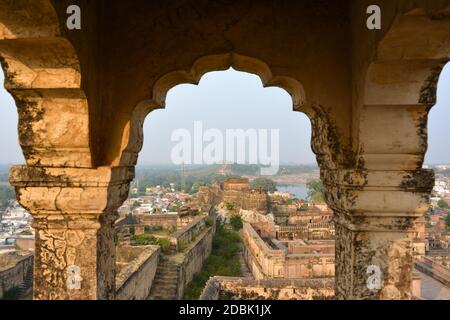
xmin=306 ymin=179 xmax=325 ymax=203
xmin=229 ymin=215 xmax=243 ymax=231
xmin=250 ymin=177 xmax=277 ymax=192
xmin=445 ymin=211 xmax=450 ymax=230
xmin=0 ymin=185 xmax=15 ymax=209
xmin=438 ymin=199 xmax=449 ymax=209
xmin=190 ymin=182 xmax=202 ymax=194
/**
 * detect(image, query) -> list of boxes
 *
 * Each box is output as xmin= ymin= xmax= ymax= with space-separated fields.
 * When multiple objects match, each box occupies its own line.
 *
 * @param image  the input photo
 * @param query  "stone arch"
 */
xmin=3 ymin=0 xmax=447 ymax=301
xmin=113 ymin=52 xmax=342 ymax=172
xmin=0 ymin=0 xmax=92 ymax=168
xmin=0 ymin=1 xmax=125 ymax=300
xmin=359 ymin=8 xmax=450 ymax=171
xmin=330 ymin=6 xmax=450 ymax=300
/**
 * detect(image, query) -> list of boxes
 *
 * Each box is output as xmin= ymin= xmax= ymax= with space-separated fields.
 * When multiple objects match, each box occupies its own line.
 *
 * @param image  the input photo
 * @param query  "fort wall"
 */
xmin=176 ymin=225 xmax=215 ymax=299
xmin=0 ymin=251 xmax=33 ymax=299
xmin=115 ymin=245 xmax=160 ymax=300
xmin=199 ymin=276 xmax=335 ymax=300
xmin=243 ymin=223 xmax=335 ymax=279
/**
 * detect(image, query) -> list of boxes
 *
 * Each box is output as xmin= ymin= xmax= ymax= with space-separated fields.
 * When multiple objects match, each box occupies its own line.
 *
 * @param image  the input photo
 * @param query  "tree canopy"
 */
xmin=250 ymin=177 xmax=277 ymax=193
xmin=0 ymin=185 xmax=15 ymax=209
xmin=306 ymin=179 xmax=325 ymax=203
xmin=438 ymin=199 xmax=449 ymax=209
xmin=445 ymin=211 xmax=450 ymax=230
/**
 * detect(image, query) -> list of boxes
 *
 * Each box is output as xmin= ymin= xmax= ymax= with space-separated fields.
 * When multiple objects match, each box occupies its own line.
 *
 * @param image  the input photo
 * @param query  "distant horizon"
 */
xmin=0 ymin=162 xmax=321 ymax=169
xmin=1 ymin=65 xmax=450 ymax=165
xmin=2 ymin=162 xmax=450 ymax=168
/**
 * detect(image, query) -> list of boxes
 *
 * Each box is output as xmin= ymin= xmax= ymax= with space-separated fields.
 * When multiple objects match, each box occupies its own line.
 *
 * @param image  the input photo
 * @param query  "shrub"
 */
xmin=158 ymin=238 xmax=171 ymax=254
xmin=205 ymin=217 xmax=213 ymax=227
xmin=2 ymin=286 xmax=21 ymax=300
xmin=133 ymin=233 xmax=158 ymax=245
xmin=177 ymin=240 xmax=189 ymax=252
xmin=438 ymin=199 xmax=449 ymax=209
xmin=306 ymin=179 xmax=325 ymax=203
xmin=229 ymin=215 xmax=243 ymax=231
xmin=225 ymin=202 xmax=234 ymax=211
xmin=132 ymin=233 xmax=171 ymax=253
xmin=168 ymin=226 xmax=177 ymax=234
xmin=250 ymin=177 xmax=277 ymax=192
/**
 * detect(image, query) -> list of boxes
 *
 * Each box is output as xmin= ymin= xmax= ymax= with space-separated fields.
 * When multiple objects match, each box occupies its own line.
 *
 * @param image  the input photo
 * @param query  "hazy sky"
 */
xmin=0 ymin=64 xmax=449 ymax=165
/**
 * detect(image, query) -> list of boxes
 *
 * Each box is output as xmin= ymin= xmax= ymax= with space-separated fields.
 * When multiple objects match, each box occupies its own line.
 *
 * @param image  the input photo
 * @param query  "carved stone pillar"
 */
xmin=323 ymin=169 xmax=434 ymax=299
xmin=9 ymin=166 xmax=133 ymax=300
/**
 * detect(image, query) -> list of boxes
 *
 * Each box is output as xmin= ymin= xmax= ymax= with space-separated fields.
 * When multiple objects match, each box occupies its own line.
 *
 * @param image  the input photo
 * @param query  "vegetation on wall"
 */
xmin=225 ymin=202 xmax=234 ymax=211
xmin=183 ymin=221 xmax=242 ymax=300
xmin=205 ymin=217 xmax=213 ymax=227
xmin=132 ymin=233 xmax=171 ymax=253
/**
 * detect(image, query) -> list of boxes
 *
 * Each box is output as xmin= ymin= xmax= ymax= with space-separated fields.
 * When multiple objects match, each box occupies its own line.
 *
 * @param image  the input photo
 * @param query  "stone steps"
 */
xmin=18 ymin=268 xmax=33 ymax=297
xmin=155 ymin=275 xmax=178 ymax=282
xmin=148 ymin=255 xmax=181 ymax=300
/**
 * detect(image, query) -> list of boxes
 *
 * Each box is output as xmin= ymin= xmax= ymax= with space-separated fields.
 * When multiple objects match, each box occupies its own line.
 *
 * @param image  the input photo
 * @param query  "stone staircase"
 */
xmin=18 ymin=268 xmax=33 ymax=297
xmin=148 ymin=256 xmax=180 ymax=300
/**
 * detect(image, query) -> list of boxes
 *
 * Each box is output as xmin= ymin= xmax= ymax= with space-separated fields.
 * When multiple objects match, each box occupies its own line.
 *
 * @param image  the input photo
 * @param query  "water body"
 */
xmin=276 ymin=184 xmax=308 ymax=200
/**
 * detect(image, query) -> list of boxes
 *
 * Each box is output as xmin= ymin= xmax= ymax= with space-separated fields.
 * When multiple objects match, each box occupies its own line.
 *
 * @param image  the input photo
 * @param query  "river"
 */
xmin=276 ymin=184 xmax=308 ymax=200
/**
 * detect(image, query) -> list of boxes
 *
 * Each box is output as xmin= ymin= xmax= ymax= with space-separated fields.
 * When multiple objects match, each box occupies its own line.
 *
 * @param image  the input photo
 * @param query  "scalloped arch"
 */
xmin=116 ymin=52 xmax=309 ymax=166
xmin=152 ymin=53 xmax=306 ymax=110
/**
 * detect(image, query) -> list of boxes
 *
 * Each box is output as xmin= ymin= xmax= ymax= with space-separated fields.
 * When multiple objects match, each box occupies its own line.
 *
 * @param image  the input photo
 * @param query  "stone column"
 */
xmin=9 ymin=166 xmax=133 ymax=300
xmin=323 ymin=168 xmax=433 ymax=299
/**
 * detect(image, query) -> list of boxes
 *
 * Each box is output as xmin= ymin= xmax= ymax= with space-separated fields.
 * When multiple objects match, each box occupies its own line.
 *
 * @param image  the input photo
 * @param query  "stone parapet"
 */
xmin=199 ymin=276 xmax=335 ymax=300
xmin=115 ymin=245 xmax=160 ymax=300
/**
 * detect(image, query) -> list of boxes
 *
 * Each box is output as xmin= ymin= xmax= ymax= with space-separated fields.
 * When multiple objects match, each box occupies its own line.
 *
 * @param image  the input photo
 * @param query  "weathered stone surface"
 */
xmin=9 ymin=166 xmax=134 ymax=299
xmin=324 ymin=168 xmax=434 ymax=299
xmin=115 ymin=245 xmax=160 ymax=300
xmin=0 ymin=0 xmax=449 ymax=300
xmin=200 ymin=276 xmax=335 ymax=300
